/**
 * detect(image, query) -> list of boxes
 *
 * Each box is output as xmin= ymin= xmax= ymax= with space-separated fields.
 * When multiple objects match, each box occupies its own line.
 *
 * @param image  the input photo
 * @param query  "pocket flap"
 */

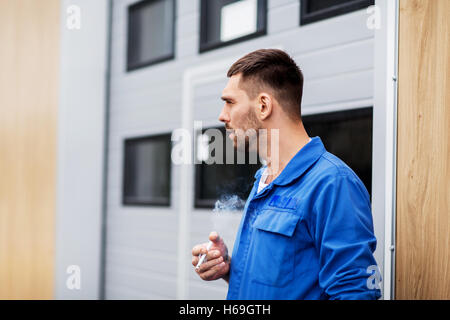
xmin=252 ymin=210 xmax=301 ymax=237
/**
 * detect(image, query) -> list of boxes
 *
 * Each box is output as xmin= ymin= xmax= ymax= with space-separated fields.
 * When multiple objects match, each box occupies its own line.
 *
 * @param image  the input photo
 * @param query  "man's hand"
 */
xmin=191 ymin=231 xmax=230 ymax=282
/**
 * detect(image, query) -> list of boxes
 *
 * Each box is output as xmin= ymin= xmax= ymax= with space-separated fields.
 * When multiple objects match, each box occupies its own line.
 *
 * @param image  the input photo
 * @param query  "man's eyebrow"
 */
xmin=221 ymin=96 xmax=235 ymax=102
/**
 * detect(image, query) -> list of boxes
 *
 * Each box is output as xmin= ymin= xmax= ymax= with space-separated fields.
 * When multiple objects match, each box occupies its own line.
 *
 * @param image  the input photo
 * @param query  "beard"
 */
xmin=225 ymin=108 xmax=262 ymax=153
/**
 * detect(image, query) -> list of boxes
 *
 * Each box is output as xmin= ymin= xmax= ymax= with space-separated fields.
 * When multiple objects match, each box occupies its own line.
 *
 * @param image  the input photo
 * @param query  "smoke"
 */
xmin=210 ymin=195 xmax=245 ymax=239
xmin=213 ymin=195 xmax=246 ymax=212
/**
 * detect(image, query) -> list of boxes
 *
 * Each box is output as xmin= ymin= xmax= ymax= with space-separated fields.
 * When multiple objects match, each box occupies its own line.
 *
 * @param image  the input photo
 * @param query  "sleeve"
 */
xmin=312 ymin=173 xmax=382 ymax=300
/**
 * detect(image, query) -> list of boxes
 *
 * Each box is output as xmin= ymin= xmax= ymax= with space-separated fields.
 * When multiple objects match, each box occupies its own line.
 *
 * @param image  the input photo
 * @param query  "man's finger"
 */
xmin=197 ymin=256 xmax=223 ymax=273
xmin=192 ymin=245 xmax=202 ymax=256
xmin=201 ymin=262 xmax=227 ymax=280
xmin=206 ymin=249 xmax=221 ymax=261
xmin=192 ymin=244 xmax=207 ymax=256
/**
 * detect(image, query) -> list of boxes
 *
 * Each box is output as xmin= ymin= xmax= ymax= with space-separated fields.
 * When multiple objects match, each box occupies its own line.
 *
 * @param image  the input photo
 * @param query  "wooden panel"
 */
xmin=0 ymin=0 xmax=60 ymax=299
xmin=396 ymin=0 xmax=450 ymax=299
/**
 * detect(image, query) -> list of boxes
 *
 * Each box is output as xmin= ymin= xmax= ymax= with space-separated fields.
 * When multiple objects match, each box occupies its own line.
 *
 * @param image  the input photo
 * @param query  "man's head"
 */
xmin=219 ymin=49 xmax=304 ymax=151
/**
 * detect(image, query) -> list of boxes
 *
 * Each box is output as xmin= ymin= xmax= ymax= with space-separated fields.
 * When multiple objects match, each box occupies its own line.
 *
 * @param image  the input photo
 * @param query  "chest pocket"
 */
xmin=248 ymin=209 xmax=301 ymax=287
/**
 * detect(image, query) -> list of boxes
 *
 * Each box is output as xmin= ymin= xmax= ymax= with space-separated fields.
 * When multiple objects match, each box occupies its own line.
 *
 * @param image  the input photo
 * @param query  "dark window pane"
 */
xmin=200 ymin=0 xmax=267 ymax=52
xmin=127 ymin=0 xmax=175 ymax=70
xmin=195 ymin=127 xmax=261 ymax=209
xmin=303 ymin=107 xmax=373 ymax=196
xmin=202 ymin=0 xmax=236 ymax=45
xmin=123 ymin=134 xmax=171 ymax=206
xmin=307 ymin=0 xmax=357 ymax=12
xmin=300 ymin=0 xmax=374 ymax=25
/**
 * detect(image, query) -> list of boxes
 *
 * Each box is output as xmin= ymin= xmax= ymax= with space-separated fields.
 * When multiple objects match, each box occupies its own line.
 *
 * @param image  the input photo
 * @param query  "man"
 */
xmin=191 ymin=49 xmax=381 ymax=300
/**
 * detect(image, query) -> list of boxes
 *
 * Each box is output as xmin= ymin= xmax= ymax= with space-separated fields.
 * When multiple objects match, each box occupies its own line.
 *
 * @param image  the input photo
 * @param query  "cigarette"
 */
xmin=195 ymin=240 xmax=213 ymax=270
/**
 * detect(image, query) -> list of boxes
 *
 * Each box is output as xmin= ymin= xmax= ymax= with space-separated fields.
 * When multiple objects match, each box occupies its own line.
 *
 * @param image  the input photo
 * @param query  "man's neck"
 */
xmin=263 ymin=122 xmax=310 ymax=185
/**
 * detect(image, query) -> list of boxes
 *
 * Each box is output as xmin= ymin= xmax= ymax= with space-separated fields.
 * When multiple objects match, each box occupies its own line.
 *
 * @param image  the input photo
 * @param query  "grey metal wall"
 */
xmin=56 ymin=0 xmax=109 ymax=299
xmin=105 ymin=0 xmax=377 ymax=299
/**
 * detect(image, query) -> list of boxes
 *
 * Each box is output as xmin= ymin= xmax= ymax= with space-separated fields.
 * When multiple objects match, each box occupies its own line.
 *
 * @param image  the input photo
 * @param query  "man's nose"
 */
xmin=218 ymin=107 xmax=230 ymax=123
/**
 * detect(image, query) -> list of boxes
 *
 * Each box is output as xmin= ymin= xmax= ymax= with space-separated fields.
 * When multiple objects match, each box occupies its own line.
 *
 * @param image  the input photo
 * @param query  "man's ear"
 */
xmin=258 ymin=93 xmax=273 ymax=121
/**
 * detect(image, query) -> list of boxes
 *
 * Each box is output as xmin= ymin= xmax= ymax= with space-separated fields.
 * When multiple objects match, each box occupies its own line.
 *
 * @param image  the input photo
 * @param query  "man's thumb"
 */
xmin=209 ymin=231 xmax=221 ymax=243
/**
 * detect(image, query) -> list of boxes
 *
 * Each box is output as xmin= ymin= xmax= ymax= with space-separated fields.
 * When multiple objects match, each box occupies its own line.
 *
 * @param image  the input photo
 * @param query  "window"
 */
xmin=195 ymin=127 xmax=262 ymax=209
xmin=193 ymin=108 xmax=372 ymax=208
xmin=200 ymin=0 xmax=267 ymax=53
xmin=127 ymin=0 xmax=175 ymax=71
xmin=123 ymin=134 xmax=172 ymax=206
xmin=300 ymin=0 xmax=374 ymax=25
xmin=303 ymin=107 xmax=373 ymax=196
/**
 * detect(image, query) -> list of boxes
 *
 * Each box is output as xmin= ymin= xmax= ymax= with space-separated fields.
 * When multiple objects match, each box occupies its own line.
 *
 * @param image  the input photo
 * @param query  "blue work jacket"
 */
xmin=226 ymin=137 xmax=382 ymax=300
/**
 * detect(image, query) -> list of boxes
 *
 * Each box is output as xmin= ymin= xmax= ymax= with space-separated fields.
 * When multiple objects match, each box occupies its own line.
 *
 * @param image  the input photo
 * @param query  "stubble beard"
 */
xmin=226 ymin=108 xmax=262 ymax=154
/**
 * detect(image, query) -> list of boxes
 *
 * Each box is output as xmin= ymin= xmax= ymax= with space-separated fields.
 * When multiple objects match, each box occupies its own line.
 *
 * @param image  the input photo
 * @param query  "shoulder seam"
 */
xmin=320 ymin=152 xmax=349 ymax=177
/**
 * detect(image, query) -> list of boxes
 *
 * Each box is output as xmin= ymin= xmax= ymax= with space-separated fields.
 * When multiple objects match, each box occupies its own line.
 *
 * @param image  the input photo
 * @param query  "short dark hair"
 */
xmin=227 ymin=49 xmax=304 ymax=120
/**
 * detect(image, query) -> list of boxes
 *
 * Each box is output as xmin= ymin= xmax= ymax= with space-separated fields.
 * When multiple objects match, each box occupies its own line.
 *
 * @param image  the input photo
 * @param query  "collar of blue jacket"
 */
xmin=253 ymin=136 xmax=324 ymax=186
xmin=227 ymin=136 xmax=382 ymax=300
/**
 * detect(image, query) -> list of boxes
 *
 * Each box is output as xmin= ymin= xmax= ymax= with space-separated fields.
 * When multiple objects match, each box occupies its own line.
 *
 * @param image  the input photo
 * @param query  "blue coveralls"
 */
xmin=226 ymin=137 xmax=382 ymax=300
